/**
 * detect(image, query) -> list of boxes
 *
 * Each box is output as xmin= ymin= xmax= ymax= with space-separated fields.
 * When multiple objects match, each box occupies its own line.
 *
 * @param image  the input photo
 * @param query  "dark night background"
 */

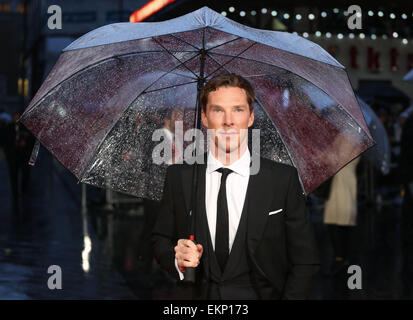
xmin=0 ymin=0 xmax=413 ymax=301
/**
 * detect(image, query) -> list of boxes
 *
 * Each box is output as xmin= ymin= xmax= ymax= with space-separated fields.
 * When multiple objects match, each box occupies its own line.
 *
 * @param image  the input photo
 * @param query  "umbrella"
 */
xmin=403 ymin=69 xmax=413 ymax=83
xmin=357 ymin=97 xmax=390 ymax=175
xmin=301 ymin=87 xmax=389 ymax=174
xmin=356 ymin=82 xmax=410 ymax=107
xmin=20 ymin=6 xmax=374 ymax=201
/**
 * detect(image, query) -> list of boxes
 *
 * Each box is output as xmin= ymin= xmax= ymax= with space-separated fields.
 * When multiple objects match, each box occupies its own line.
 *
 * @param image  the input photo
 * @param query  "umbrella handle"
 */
xmin=182 ymin=236 xmax=196 ymax=284
xmin=183 ymin=267 xmax=196 ymax=284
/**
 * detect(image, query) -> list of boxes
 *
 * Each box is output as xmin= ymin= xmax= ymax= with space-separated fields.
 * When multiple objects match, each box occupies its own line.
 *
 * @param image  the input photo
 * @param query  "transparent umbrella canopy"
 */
xmin=20 ymin=6 xmax=374 ymax=201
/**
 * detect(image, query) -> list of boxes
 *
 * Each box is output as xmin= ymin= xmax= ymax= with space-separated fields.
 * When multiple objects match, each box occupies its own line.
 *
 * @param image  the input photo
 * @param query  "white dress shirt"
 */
xmin=205 ymin=148 xmax=250 ymax=251
xmin=175 ymin=148 xmax=251 ymax=279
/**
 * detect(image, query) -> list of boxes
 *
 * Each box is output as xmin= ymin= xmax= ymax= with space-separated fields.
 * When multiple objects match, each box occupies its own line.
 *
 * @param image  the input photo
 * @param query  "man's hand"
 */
xmin=174 ymin=239 xmax=203 ymax=273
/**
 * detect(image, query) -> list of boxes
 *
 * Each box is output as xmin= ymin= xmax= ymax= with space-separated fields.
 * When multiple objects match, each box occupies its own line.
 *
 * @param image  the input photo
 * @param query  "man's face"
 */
xmin=201 ymin=86 xmax=254 ymax=155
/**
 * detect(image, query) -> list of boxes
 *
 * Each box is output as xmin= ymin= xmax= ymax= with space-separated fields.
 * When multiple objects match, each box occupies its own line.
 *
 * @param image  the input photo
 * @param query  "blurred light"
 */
xmin=393 ymin=32 xmax=398 ymax=38
xmin=390 ymin=13 xmax=396 ymax=19
xmin=402 ymin=38 xmax=408 ymax=44
xmin=344 ymin=11 xmax=348 ymax=16
xmin=129 ymin=0 xmax=176 ymax=22
xmin=371 ymin=34 xmax=377 ymax=40
xmin=321 ymin=11 xmax=327 ymax=17
xmin=303 ymin=32 xmax=309 ymax=38
xmin=337 ymin=33 xmax=344 ymax=39
xmin=356 ymin=12 xmax=362 ymax=18
xmin=271 ymin=10 xmax=277 ymax=16
xmin=382 ymin=34 xmax=388 ymax=39
xmin=17 ymin=78 xmax=23 ymax=95
xmin=326 ymin=32 xmax=332 ymax=38
xmin=368 ymin=10 xmax=374 ymax=16
xmin=82 ymin=236 xmax=92 ymax=273
xmin=333 ymin=8 xmax=339 ymax=13
xmin=221 ymin=11 xmax=227 ymax=16
xmin=402 ymin=13 xmax=407 ymax=19
xmin=229 ymin=7 xmax=235 ymax=12
xmin=292 ymin=31 xmax=298 ymax=35
xmin=251 ymin=10 xmax=257 ymax=16
xmin=283 ymin=13 xmax=290 ymax=19
xmin=57 ymin=106 xmax=66 ymax=118
xmin=18 ymin=78 xmax=29 ymax=97
xmin=359 ymin=33 xmax=365 ymax=39
xmin=240 ymin=11 xmax=246 ymax=17
xmin=315 ymin=30 xmax=321 ymax=37
xmin=349 ymin=33 xmax=355 ymax=39
xmin=296 ymin=14 xmax=302 ymax=20
xmin=261 ymin=8 xmax=268 ymax=14
xmin=308 ymin=13 xmax=315 ymax=20
xmin=378 ymin=11 xmax=384 ymax=17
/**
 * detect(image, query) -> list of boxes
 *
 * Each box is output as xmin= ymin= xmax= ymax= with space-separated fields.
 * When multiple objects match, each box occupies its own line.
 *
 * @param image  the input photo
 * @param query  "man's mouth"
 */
xmin=217 ymin=130 xmax=238 ymax=136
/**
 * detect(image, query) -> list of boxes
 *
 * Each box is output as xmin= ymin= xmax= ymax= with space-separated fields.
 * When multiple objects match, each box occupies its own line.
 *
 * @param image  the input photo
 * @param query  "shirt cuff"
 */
xmin=175 ymin=258 xmax=184 ymax=281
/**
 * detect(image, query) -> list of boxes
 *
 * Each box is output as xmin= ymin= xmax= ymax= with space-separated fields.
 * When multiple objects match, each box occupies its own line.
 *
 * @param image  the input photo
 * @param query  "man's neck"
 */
xmin=212 ymin=144 xmax=248 ymax=166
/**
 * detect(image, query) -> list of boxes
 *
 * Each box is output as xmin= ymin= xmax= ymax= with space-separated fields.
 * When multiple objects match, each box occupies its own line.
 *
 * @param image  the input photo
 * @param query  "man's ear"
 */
xmin=201 ymin=109 xmax=208 ymax=128
xmin=248 ymin=109 xmax=254 ymax=128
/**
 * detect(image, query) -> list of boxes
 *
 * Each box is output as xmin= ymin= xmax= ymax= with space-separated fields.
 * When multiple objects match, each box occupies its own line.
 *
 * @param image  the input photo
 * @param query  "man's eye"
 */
xmin=236 ymin=108 xmax=243 ymax=112
xmin=214 ymin=109 xmax=222 ymax=112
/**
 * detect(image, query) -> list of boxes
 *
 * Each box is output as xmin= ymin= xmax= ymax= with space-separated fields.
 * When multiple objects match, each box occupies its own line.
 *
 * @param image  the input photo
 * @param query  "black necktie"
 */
xmin=215 ymin=167 xmax=233 ymax=272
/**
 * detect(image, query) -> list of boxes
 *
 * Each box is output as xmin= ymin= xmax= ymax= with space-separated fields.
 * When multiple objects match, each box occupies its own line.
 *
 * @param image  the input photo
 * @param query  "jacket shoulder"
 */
xmin=259 ymin=157 xmax=297 ymax=174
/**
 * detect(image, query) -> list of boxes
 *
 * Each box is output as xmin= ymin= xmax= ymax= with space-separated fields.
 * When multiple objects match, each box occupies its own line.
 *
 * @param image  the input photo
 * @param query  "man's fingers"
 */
xmin=179 ymin=259 xmax=200 ymax=268
xmin=196 ymin=244 xmax=203 ymax=256
xmin=175 ymin=252 xmax=200 ymax=268
xmin=177 ymin=239 xmax=197 ymax=250
xmin=176 ymin=252 xmax=200 ymax=263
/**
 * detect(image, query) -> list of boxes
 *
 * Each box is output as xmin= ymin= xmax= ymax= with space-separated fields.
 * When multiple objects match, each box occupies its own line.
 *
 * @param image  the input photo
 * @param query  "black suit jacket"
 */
xmin=151 ymin=155 xmax=320 ymax=299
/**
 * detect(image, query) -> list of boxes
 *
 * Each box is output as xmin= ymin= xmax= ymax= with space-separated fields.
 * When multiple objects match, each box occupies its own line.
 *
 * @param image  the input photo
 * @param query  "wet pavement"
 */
xmin=0 ymin=147 xmax=411 ymax=300
xmin=0 ymin=148 xmax=137 ymax=299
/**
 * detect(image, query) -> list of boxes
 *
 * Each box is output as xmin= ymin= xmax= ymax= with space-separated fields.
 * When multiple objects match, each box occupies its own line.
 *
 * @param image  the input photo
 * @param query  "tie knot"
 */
xmin=216 ymin=168 xmax=233 ymax=181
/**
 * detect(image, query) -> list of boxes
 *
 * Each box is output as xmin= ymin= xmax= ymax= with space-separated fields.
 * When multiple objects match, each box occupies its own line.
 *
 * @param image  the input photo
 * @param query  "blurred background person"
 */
xmin=323 ymin=156 xmax=361 ymax=275
xmin=1 ymin=112 xmax=35 ymax=219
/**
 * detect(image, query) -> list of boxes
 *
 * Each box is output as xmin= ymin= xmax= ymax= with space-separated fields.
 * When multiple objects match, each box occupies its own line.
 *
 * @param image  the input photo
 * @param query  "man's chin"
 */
xmin=215 ymin=145 xmax=242 ymax=156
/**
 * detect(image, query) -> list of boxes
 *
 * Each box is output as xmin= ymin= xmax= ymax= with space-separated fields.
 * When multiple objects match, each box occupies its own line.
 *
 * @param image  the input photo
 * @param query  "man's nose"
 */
xmin=223 ymin=112 xmax=233 ymax=126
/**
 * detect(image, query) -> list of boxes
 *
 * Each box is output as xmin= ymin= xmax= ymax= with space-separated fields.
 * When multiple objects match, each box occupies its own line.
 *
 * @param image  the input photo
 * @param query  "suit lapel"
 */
xmin=246 ymin=161 xmax=275 ymax=255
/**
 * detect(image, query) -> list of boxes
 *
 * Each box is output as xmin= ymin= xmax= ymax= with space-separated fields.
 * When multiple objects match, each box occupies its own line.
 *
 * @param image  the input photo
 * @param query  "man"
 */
xmin=152 ymin=74 xmax=320 ymax=299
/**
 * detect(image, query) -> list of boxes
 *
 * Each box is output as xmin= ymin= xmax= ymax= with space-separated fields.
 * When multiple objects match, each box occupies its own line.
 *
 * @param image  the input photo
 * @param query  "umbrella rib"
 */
xmin=169 ymin=33 xmax=202 ymax=50
xmin=208 ymin=52 xmax=365 ymax=127
xmin=152 ymin=37 xmax=200 ymax=80
xmin=143 ymin=80 xmax=197 ymax=94
xmin=23 ymin=49 xmax=198 ymax=116
xmin=77 ymin=54 xmax=204 ymax=182
xmin=206 ymin=36 xmax=243 ymax=52
xmin=204 ymin=42 xmax=257 ymax=79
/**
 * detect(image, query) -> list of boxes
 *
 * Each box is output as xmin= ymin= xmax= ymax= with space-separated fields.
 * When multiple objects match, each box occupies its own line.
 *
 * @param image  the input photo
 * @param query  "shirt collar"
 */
xmin=206 ymin=148 xmax=250 ymax=177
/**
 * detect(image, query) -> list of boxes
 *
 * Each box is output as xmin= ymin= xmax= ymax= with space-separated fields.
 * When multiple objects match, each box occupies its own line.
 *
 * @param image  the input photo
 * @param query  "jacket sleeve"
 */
xmin=151 ymin=165 xmax=181 ymax=281
xmin=281 ymin=167 xmax=320 ymax=300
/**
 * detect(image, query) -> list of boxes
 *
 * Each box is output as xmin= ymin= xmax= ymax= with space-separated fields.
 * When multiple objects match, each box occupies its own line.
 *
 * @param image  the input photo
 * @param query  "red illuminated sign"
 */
xmin=130 ymin=0 xmax=176 ymax=22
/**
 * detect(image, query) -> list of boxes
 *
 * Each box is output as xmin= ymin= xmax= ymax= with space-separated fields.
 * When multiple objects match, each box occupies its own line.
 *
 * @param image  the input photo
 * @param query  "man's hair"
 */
xmin=200 ymin=74 xmax=255 ymax=113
